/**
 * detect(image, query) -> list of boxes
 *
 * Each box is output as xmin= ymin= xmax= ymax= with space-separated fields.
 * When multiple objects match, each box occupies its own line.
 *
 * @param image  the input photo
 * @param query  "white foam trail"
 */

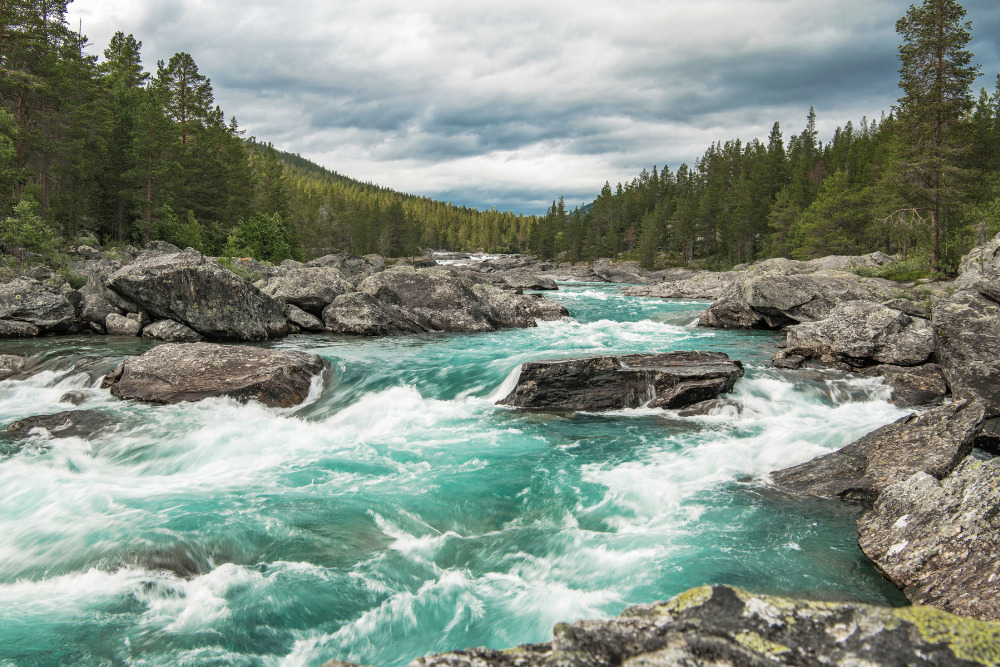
xmin=488 ymin=364 xmax=522 ymax=404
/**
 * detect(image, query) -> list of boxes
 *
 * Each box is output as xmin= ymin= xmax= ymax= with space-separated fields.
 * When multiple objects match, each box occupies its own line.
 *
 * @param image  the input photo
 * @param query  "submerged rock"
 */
xmin=3 ymin=410 xmax=116 ymax=440
xmin=107 ymin=248 xmax=287 ymax=341
xmin=516 ymin=293 xmax=570 ymax=321
xmin=409 ymin=584 xmax=1000 ymax=667
xmin=498 ymin=351 xmax=744 ymax=411
xmin=859 ymin=364 xmax=949 ymax=407
xmin=102 ymin=342 xmax=326 ymax=407
xmin=859 ymin=457 xmax=1000 ymax=621
xmin=0 ymin=354 xmax=29 ymax=378
xmin=771 ymin=398 xmax=984 ymax=503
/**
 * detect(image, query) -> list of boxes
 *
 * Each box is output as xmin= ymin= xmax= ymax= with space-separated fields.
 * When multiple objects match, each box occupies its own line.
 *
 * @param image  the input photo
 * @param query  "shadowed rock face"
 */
xmin=934 ymin=288 xmax=1000 ymax=417
xmin=102 ymin=342 xmax=327 ymax=407
xmin=107 ymin=248 xmax=287 ymax=341
xmin=771 ymin=398 xmax=984 ymax=504
xmin=498 ymin=351 xmax=744 ymax=411
xmin=3 ymin=410 xmax=116 ymax=440
xmin=395 ymin=585 xmax=1000 ymax=667
xmin=859 ymin=457 xmax=1000 ymax=622
xmin=259 ymin=267 xmax=353 ymax=315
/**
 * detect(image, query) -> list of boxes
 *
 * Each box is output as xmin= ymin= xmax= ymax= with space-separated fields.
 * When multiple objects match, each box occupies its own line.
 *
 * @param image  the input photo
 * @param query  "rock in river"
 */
xmin=102 ymin=342 xmax=326 ymax=407
xmin=498 ymin=351 xmax=744 ymax=411
xmin=407 ymin=584 xmax=1000 ymax=667
xmin=3 ymin=410 xmax=116 ymax=440
xmin=859 ymin=456 xmax=1000 ymax=621
xmin=771 ymin=398 xmax=984 ymax=503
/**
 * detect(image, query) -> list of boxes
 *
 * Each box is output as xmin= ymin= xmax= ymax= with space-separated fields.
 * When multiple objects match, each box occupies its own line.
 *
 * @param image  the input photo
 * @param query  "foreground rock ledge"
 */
xmin=499 ymin=351 xmax=744 ymax=411
xmin=325 ymin=584 xmax=1000 ymax=667
xmin=102 ymin=343 xmax=326 ymax=407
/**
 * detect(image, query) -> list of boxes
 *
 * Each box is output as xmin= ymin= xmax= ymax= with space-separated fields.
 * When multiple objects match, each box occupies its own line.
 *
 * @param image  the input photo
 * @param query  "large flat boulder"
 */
xmin=0 ymin=277 xmax=79 ymax=334
xmin=101 ymin=342 xmax=326 ymax=407
xmin=771 ymin=398 xmax=984 ymax=503
xmin=775 ymin=300 xmax=934 ymax=369
xmin=699 ymin=269 xmax=897 ymax=330
xmin=933 ymin=288 xmax=1000 ymax=417
xmin=498 ymin=351 xmax=744 ymax=411
xmin=858 ymin=456 xmax=1000 ymax=621
xmin=258 ymin=267 xmax=353 ymax=315
xmin=407 ymin=584 xmax=1000 ymax=667
xmin=107 ymin=248 xmax=287 ymax=341
xmin=623 ymin=270 xmax=742 ymax=300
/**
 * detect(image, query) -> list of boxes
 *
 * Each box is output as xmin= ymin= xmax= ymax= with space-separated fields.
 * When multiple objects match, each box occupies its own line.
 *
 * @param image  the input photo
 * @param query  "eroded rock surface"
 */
xmin=499 ymin=351 xmax=744 ymax=411
xmin=259 ymin=267 xmax=353 ymax=314
xmin=0 ymin=278 xmax=79 ymax=334
xmin=933 ymin=288 xmax=1000 ymax=417
xmin=859 ymin=457 xmax=1000 ymax=621
xmin=407 ymin=585 xmax=1000 ymax=667
xmin=102 ymin=342 xmax=326 ymax=407
xmin=771 ymin=398 xmax=984 ymax=503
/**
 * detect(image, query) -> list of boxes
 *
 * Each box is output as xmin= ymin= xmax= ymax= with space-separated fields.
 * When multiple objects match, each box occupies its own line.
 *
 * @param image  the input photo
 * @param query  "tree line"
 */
xmin=2 ymin=0 xmax=996 ymax=276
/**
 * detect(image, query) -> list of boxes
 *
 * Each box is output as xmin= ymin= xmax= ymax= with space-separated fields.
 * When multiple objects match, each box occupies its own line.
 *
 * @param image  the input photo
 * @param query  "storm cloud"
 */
xmin=69 ymin=0 xmax=1000 ymax=214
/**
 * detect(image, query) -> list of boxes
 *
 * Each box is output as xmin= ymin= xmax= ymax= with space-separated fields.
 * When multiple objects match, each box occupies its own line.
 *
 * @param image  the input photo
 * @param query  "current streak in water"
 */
xmin=0 ymin=284 xmax=908 ymax=666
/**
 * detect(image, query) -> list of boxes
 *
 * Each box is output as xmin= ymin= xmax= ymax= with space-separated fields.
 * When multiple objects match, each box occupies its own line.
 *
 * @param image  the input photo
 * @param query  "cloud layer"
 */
xmin=69 ymin=0 xmax=1000 ymax=214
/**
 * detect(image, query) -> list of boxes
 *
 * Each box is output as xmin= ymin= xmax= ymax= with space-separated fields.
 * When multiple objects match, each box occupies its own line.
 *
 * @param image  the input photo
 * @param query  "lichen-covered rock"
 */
xmin=0 ymin=354 xmax=29 ymax=378
xmin=0 ymin=277 xmax=79 ymax=334
xmin=590 ymin=259 xmax=651 ymax=284
xmin=623 ymin=270 xmax=742 ymax=300
xmin=142 ymin=319 xmax=204 ymax=342
xmin=259 ymin=267 xmax=354 ymax=314
xmin=859 ymin=363 xmax=949 ymax=407
xmin=107 ymin=248 xmax=287 ymax=341
xmin=102 ymin=342 xmax=326 ymax=407
xmin=933 ymin=288 xmax=1000 ymax=417
xmin=469 ymin=283 xmax=536 ymax=329
xmin=105 ymin=313 xmax=143 ymax=336
xmin=305 ymin=253 xmax=385 ymax=285
xmin=502 ymin=274 xmax=559 ymax=291
xmin=699 ymin=270 xmax=897 ymax=330
xmin=771 ymin=398 xmax=984 ymax=503
xmin=0 ymin=319 xmax=39 ymax=337
xmin=323 ymin=292 xmax=430 ymax=336
xmin=778 ymin=300 xmax=934 ymax=368
xmin=859 ymin=457 xmax=1000 ymax=621
xmin=410 ymin=584 xmax=1000 ymax=667
xmin=499 ymin=352 xmax=744 ymax=411
xmin=516 ymin=293 xmax=570 ymax=321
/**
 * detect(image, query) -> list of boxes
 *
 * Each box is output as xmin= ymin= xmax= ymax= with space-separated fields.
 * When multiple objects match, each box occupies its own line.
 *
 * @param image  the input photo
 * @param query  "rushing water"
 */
xmin=0 ymin=284 xmax=909 ymax=666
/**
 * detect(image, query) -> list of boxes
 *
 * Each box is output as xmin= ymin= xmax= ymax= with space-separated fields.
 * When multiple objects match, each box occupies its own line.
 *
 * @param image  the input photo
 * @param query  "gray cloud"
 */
xmin=70 ymin=0 xmax=1000 ymax=214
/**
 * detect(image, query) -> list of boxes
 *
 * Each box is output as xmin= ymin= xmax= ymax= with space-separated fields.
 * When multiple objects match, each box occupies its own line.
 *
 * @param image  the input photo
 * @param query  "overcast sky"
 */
xmin=67 ymin=0 xmax=1000 ymax=215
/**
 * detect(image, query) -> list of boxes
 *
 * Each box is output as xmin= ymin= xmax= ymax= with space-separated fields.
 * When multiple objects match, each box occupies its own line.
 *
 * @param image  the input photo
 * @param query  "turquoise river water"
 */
xmin=0 ymin=283 xmax=909 ymax=666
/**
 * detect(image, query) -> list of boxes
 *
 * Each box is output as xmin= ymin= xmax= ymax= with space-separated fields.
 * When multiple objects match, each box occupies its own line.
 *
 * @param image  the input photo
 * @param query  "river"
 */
xmin=0 ymin=283 xmax=907 ymax=666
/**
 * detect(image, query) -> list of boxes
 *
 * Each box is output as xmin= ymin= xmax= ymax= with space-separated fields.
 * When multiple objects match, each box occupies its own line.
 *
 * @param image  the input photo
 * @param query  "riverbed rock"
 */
xmin=858 ymin=456 xmax=1000 ymax=621
xmin=0 ymin=319 xmax=40 ymax=337
xmin=0 ymin=354 xmax=29 ymax=378
xmin=591 ymin=259 xmax=651 ymax=284
xmin=259 ymin=267 xmax=354 ymax=315
xmin=3 ymin=410 xmax=116 ymax=440
xmin=102 ymin=342 xmax=326 ymax=407
xmin=105 ymin=312 xmax=143 ymax=336
xmin=771 ymin=398 xmax=984 ymax=503
xmin=933 ymin=288 xmax=1000 ymax=417
xmin=516 ymin=293 xmax=570 ymax=321
xmin=699 ymin=269 xmax=897 ymax=330
xmin=623 ymin=270 xmax=742 ymax=300
xmin=499 ymin=351 xmax=744 ymax=411
xmin=106 ymin=248 xmax=287 ymax=341
xmin=305 ymin=253 xmax=385 ymax=285
xmin=469 ymin=283 xmax=536 ymax=329
xmin=858 ymin=363 xmax=949 ymax=407
xmin=142 ymin=319 xmax=204 ymax=342
xmin=775 ymin=300 xmax=934 ymax=369
xmin=359 ymin=266 xmax=534 ymax=332
xmin=323 ymin=292 xmax=430 ymax=336
xmin=502 ymin=274 xmax=559 ymax=291
xmin=409 ymin=584 xmax=1000 ymax=667
xmin=284 ymin=304 xmax=325 ymax=332
xmin=0 ymin=277 xmax=79 ymax=334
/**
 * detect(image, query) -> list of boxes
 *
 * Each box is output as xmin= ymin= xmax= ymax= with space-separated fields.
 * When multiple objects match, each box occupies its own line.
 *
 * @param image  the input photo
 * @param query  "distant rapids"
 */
xmin=0 ymin=283 xmax=907 ymax=666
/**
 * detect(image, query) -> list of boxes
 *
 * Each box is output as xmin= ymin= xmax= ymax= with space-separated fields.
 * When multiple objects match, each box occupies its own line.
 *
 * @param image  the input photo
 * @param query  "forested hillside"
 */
xmin=2 ymin=0 xmax=997 ymax=276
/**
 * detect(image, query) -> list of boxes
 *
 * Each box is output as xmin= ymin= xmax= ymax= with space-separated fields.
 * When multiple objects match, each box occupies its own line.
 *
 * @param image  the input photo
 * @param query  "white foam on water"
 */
xmin=488 ymin=364 xmax=522 ymax=403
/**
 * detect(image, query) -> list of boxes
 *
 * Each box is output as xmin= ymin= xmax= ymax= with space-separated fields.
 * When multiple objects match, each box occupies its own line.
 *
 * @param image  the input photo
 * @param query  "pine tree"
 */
xmin=895 ymin=0 xmax=980 ymax=269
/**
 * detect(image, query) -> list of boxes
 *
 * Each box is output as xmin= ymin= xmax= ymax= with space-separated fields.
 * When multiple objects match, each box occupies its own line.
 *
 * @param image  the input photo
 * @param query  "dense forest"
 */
xmin=1 ymin=0 xmax=997 ymax=276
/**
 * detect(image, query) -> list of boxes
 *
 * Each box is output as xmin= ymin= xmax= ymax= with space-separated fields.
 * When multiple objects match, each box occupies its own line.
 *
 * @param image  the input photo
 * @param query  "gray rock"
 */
xmin=322 ymin=292 xmax=429 ymax=336
xmin=0 ymin=354 xmax=29 ymax=378
xmin=102 ymin=342 xmax=326 ymax=408
xmin=107 ymin=248 xmax=287 ymax=341
xmin=502 ymin=274 xmax=559 ymax=291
xmin=858 ymin=364 xmax=949 ymax=407
xmin=0 ymin=320 xmax=40 ymax=337
xmin=591 ymin=260 xmax=651 ymax=284
xmin=516 ymin=293 xmax=570 ymax=321
xmin=955 ymin=231 xmax=1000 ymax=289
xmin=142 ymin=319 xmax=204 ymax=343
xmin=623 ymin=270 xmax=741 ymax=300
xmin=975 ymin=417 xmax=1000 ymax=455
xmin=699 ymin=269 xmax=898 ymax=330
xmin=411 ymin=584 xmax=999 ymax=667
xmin=858 ymin=456 xmax=1000 ymax=621
xmin=771 ymin=398 xmax=984 ymax=503
xmin=777 ymin=300 xmax=934 ymax=369
xmin=305 ymin=253 xmax=385 ymax=285
xmin=3 ymin=410 xmax=115 ymax=440
xmin=499 ymin=352 xmax=744 ymax=411
xmin=284 ymin=304 xmax=325 ymax=332
xmin=469 ymin=283 xmax=536 ymax=329
xmin=260 ymin=267 xmax=354 ymax=314
xmin=933 ymin=288 xmax=1000 ymax=417
xmin=0 ymin=277 xmax=78 ymax=333
xmin=105 ymin=313 xmax=143 ymax=336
